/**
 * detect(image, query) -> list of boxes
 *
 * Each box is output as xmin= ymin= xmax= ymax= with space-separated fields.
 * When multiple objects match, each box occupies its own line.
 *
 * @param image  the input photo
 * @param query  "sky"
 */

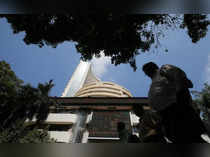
xmin=0 ymin=17 xmax=210 ymax=98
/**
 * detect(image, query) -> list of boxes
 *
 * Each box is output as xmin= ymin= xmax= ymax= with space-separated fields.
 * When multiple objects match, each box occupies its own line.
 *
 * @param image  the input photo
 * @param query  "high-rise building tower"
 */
xmin=43 ymin=61 xmax=139 ymax=143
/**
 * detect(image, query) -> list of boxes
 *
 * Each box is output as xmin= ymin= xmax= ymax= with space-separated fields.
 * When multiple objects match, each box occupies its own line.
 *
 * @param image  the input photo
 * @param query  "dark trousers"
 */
xmin=159 ymin=89 xmax=207 ymax=143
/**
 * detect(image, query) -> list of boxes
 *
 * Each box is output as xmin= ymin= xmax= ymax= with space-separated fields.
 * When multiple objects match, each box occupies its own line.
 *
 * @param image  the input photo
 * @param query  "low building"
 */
xmin=30 ymin=61 xmax=148 ymax=143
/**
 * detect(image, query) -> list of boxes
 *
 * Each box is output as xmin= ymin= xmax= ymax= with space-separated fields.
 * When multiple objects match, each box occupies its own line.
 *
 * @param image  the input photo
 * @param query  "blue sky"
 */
xmin=0 ymin=17 xmax=210 ymax=98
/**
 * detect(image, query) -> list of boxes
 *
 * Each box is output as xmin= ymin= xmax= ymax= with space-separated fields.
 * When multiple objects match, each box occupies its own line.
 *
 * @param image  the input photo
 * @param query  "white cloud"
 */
xmin=205 ymin=54 xmax=210 ymax=83
xmin=91 ymin=51 xmax=111 ymax=79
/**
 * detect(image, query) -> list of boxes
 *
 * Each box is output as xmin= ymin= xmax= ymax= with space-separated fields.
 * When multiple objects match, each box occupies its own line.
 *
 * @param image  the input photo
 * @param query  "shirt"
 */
xmin=148 ymin=70 xmax=176 ymax=111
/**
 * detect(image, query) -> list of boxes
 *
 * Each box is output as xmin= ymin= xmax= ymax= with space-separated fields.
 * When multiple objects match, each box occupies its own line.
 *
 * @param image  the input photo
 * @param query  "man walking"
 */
xmin=142 ymin=62 xmax=207 ymax=143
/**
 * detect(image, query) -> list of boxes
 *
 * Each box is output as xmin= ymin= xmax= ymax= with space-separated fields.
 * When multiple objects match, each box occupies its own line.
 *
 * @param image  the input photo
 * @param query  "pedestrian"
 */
xmin=117 ymin=122 xmax=130 ymax=143
xmin=142 ymin=62 xmax=207 ymax=143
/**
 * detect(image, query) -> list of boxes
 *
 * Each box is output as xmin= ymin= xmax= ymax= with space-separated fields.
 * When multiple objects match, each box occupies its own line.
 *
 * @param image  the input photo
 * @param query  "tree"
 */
xmin=192 ymin=83 xmax=210 ymax=135
xmin=0 ymin=60 xmax=56 ymax=143
xmin=1 ymin=14 xmax=209 ymax=71
xmin=0 ymin=121 xmax=56 ymax=143
xmin=192 ymin=83 xmax=210 ymax=122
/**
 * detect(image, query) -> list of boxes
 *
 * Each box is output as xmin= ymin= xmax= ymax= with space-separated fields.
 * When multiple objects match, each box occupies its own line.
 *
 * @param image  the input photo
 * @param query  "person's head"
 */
xmin=142 ymin=62 xmax=159 ymax=78
xmin=117 ymin=122 xmax=126 ymax=132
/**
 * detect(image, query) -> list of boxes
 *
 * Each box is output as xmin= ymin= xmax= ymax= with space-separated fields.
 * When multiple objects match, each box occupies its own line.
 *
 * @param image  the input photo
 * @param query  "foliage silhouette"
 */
xmin=1 ymin=14 xmax=209 ymax=70
xmin=0 ymin=60 xmax=56 ymax=143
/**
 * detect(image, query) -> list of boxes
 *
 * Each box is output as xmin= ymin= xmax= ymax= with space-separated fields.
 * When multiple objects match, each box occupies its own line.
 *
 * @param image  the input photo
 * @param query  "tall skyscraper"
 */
xmin=41 ymin=61 xmax=139 ymax=143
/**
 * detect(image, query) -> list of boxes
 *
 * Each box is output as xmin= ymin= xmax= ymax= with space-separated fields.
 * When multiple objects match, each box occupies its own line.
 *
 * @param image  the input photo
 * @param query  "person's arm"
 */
xmin=160 ymin=64 xmax=193 ymax=89
xmin=183 ymin=77 xmax=193 ymax=88
xmin=159 ymin=65 xmax=175 ymax=82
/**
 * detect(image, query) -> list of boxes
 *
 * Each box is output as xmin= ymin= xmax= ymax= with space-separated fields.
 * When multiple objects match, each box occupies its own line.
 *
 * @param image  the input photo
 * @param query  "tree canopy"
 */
xmin=1 ymin=14 xmax=210 ymax=70
xmin=0 ymin=60 xmax=56 ymax=143
xmin=192 ymin=83 xmax=210 ymax=121
xmin=192 ymin=83 xmax=210 ymax=135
